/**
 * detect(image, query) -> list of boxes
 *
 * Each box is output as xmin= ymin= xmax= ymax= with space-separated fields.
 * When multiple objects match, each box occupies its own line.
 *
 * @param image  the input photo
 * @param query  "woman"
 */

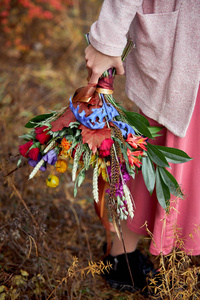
xmin=85 ymin=0 xmax=200 ymax=291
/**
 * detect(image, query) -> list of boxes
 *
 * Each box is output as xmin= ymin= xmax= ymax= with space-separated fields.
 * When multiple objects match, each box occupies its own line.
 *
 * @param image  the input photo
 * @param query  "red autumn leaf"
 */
xmin=51 ymin=107 xmax=76 ymax=132
xmin=79 ymin=124 xmax=111 ymax=154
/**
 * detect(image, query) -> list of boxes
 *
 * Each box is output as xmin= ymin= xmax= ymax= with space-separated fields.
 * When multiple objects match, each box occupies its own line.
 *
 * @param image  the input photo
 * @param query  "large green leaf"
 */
xmin=122 ymin=110 xmax=150 ymax=126
xmin=148 ymin=126 xmax=163 ymax=138
xmin=148 ymin=126 xmax=163 ymax=135
xmin=122 ymin=111 xmax=153 ymax=138
xmin=142 ymin=156 xmax=155 ymax=195
xmin=156 ymin=145 xmax=193 ymax=164
xmin=155 ymin=168 xmax=170 ymax=210
xmin=158 ymin=167 xmax=183 ymax=198
xmin=147 ymin=143 xmax=170 ymax=168
xmin=25 ymin=113 xmax=54 ymax=128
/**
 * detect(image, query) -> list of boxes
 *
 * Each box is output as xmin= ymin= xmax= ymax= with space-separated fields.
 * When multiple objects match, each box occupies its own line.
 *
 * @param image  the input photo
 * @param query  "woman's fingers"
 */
xmin=85 ymin=45 xmax=124 ymax=84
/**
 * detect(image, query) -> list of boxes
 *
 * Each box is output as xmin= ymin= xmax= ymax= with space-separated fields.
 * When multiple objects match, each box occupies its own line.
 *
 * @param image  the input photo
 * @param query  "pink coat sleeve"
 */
xmin=89 ymin=0 xmax=143 ymax=56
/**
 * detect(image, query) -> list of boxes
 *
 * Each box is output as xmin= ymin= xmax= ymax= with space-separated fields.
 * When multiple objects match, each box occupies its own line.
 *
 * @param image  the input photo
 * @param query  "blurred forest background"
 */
xmin=0 ymin=1 xmax=200 ymax=299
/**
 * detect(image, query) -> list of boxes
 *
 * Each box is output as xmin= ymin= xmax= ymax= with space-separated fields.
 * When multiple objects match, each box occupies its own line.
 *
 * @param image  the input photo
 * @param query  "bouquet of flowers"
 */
xmin=18 ymin=36 xmax=192 ymax=232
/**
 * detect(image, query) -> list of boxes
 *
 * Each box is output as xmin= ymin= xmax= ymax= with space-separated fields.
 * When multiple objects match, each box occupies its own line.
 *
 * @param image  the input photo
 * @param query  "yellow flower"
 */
xmin=97 ymin=158 xmax=110 ymax=182
xmin=101 ymin=168 xmax=109 ymax=182
xmin=56 ymin=159 xmax=68 ymax=173
xmin=90 ymin=154 xmax=96 ymax=166
xmin=46 ymin=175 xmax=59 ymax=188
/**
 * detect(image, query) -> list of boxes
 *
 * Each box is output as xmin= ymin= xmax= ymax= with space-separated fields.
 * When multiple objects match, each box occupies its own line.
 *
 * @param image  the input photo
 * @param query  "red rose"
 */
xmin=99 ymin=138 xmax=114 ymax=157
xmin=19 ymin=140 xmax=40 ymax=161
xmin=35 ymin=126 xmax=50 ymax=144
xmin=28 ymin=147 xmax=40 ymax=161
xmin=19 ymin=140 xmax=33 ymax=158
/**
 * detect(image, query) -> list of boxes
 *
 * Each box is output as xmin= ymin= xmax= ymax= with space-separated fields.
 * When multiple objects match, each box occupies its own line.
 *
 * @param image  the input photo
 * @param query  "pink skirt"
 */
xmin=127 ymin=87 xmax=200 ymax=256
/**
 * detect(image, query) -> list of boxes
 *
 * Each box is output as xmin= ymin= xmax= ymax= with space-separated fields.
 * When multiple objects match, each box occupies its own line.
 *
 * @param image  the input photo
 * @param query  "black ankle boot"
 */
xmin=103 ymin=249 xmax=158 ymax=293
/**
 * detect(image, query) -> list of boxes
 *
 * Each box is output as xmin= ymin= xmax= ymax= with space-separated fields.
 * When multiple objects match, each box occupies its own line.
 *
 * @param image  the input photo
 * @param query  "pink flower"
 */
xmin=35 ymin=126 xmax=50 ymax=144
xmin=127 ymin=148 xmax=143 ymax=168
xmin=19 ymin=140 xmax=40 ymax=161
xmin=99 ymin=138 xmax=114 ymax=157
xmin=126 ymin=133 xmax=148 ymax=151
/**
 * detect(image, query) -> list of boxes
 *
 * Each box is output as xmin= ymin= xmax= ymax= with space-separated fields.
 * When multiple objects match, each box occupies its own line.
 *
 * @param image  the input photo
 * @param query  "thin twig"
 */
xmin=11 ymin=182 xmax=40 ymax=230
xmin=118 ymin=219 xmax=135 ymax=289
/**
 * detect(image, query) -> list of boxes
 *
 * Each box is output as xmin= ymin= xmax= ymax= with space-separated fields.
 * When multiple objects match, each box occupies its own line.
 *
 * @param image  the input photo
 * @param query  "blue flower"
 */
xmin=28 ymin=153 xmax=46 ymax=171
xmin=42 ymin=149 xmax=57 ymax=165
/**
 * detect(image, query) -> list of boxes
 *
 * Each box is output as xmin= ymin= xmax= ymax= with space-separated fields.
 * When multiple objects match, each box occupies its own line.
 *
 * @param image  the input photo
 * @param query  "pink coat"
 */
xmin=89 ymin=0 xmax=200 ymax=137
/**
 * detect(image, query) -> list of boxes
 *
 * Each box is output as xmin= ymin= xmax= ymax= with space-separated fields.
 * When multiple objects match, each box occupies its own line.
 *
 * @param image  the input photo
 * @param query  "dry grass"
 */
xmin=0 ymin=1 xmax=200 ymax=299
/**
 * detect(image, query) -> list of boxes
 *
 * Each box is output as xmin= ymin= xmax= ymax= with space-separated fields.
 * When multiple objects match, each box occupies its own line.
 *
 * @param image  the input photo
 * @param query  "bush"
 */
xmin=0 ymin=0 xmax=73 ymax=51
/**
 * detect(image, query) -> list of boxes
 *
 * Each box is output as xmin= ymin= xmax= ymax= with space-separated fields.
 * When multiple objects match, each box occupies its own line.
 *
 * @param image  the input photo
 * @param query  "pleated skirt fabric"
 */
xmin=127 ymin=87 xmax=200 ymax=255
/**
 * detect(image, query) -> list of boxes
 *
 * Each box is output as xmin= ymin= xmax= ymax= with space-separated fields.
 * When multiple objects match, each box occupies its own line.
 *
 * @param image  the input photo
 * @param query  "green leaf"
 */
xmin=19 ymin=133 xmax=35 ymax=140
xmin=148 ymin=126 xmax=163 ymax=135
xmin=17 ymin=156 xmax=22 ymax=167
xmin=158 ymin=167 xmax=183 ymax=198
xmin=77 ymin=168 xmax=86 ymax=187
xmin=122 ymin=110 xmax=150 ymax=126
xmin=147 ymin=143 xmax=170 ymax=167
xmin=122 ymin=111 xmax=153 ymax=138
xmin=29 ymin=142 xmax=40 ymax=150
xmin=148 ymin=126 xmax=164 ymax=138
xmin=74 ymin=168 xmax=86 ymax=197
xmin=25 ymin=113 xmax=54 ymax=128
xmin=74 ymin=185 xmax=77 ymax=197
xmin=142 ymin=156 xmax=156 ymax=195
xmin=69 ymin=121 xmax=80 ymax=128
xmin=156 ymin=145 xmax=193 ymax=164
xmin=155 ymin=168 xmax=170 ymax=210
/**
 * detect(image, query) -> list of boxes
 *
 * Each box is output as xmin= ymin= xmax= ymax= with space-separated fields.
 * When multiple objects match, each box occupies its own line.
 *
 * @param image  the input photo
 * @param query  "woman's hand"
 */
xmin=85 ymin=44 xmax=124 ymax=84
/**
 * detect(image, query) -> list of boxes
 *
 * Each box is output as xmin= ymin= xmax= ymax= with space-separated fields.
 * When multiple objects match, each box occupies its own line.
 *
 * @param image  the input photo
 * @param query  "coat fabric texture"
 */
xmin=89 ymin=0 xmax=200 ymax=137
xmin=89 ymin=0 xmax=200 ymax=255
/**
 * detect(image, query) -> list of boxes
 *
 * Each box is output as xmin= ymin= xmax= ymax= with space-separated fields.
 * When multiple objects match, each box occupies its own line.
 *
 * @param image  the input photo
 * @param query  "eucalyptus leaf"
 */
xmin=69 ymin=121 xmax=81 ymax=128
xmin=19 ymin=133 xmax=35 ymax=141
xmin=77 ymin=168 xmax=86 ymax=187
xmin=74 ymin=168 xmax=86 ymax=196
xmin=74 ymin=185 xmax=77 ymax=197
xmin=25 ymin=113 xmax=54 ymax=128
xmin=156 ymin=146 xmax=193 ymax=164
xmin=155 ymin=168 xmax=170 ymax=210
xmin=142 ymin=156 xmax=155 ymax=195
xmin=17 ymin=156 xmax=22 ymax=167
xmin=147 ymin=143 xmax=170 ymax=168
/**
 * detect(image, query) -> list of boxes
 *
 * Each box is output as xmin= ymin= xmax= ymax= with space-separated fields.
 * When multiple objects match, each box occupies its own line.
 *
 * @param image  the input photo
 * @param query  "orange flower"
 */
xmin=126 ymin=133 xmax=147 ymax=151
xmin=61 ymin=137 xmax=72 ymax=150
xmin=60 ymin=138 xmax=72 ymax=158
xmin=127 ymin=148 xmax=143 ymax=168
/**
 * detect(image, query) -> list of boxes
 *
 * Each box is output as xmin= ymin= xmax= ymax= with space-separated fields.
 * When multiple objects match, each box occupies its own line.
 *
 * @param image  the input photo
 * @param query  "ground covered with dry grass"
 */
xmin=1 ymin=1 xmax=200 ymax=299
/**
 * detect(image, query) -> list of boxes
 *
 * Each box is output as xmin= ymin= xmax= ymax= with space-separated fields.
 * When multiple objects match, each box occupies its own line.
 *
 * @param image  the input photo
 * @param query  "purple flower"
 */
xmin=28 ymin=153 xmax=46 ymax=171
xmin=42 ymin=149 xmax=57 ymax=165
xmin=106 ymin=164 xmax=131 ymax=197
